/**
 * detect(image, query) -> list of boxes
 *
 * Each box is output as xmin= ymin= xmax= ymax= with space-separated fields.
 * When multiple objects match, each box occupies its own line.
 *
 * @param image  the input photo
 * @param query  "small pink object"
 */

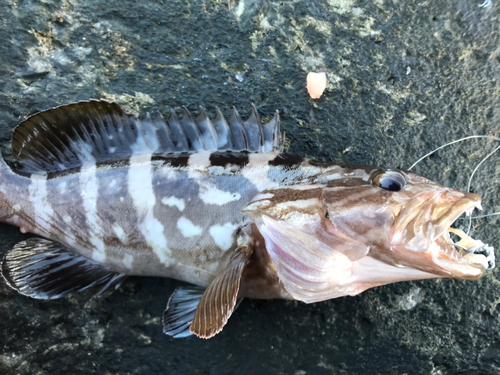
xmin=307 ymin=72 xmax=327 ymax=99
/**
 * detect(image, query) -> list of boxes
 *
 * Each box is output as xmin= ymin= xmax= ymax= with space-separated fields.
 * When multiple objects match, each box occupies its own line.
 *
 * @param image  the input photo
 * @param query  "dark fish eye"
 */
xmin=372 ymin=171 xmax=407 ymax=192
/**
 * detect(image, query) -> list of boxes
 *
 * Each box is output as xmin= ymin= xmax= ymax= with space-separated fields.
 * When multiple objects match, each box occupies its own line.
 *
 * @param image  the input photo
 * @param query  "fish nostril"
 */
xmin=439 ymin=189 xmax=458 ymax=201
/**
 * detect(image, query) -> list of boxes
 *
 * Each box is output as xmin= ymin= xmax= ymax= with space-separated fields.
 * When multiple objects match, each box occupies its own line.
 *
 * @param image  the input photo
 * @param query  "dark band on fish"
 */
xmin=45 ymin=159 xmax=130 ymax=180
xmin=151 ymin=154 xmax=190 ymax=169
xmin=268 ymin=154 xmax=305 ymax=169
xmin=209 ymin=152 xmax=249 ymax=169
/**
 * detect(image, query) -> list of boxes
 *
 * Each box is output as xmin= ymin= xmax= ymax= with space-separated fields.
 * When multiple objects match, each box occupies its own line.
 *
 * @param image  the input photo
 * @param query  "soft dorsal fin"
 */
xmin=11 ymin=100 xmax=283 ymax=174
xmin=1 ymin=238 xmax=127 ymax=299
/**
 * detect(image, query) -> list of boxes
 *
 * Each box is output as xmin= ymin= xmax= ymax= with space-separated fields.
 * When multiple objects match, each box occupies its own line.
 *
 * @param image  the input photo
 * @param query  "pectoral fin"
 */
xmin=190 ymin=244 xmax=253 ymax=339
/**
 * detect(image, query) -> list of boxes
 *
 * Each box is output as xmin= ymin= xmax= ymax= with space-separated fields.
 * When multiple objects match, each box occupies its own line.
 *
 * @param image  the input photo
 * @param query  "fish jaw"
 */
xmin=322 ymin=177 xmax=495 ymax=281
xmin=388 ymin=191 xmax=493 ymax=279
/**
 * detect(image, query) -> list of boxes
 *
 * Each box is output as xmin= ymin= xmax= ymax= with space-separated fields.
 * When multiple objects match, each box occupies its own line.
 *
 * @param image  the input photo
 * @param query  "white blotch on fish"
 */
xmin=198 ymin=183 xmax=241 ymax=205
xmin=177 ymin=217 xmax=203 ymax=238
xmin=187 ymin=152 xmax=211 ymax=179
xmin=113 ymin=224 xmax=128 ymax=244
xmin=122 ymin=253 xmax=134 ymax=269
xmin=58 ymin=181 xmax=67 ymax=194
xmin=161 ymin=196 xmax=185 ymax=211
xmin=80 ymin=162 xmax=107 ymax=262
xmin=209 ymin=223 xmax=239 ymax=251
xmin=241 ymin=153 xmax=280 ymax=191
xmin=128 ymin=153 xmax=173 ymax=266
xmin=28 ymin=174 xmax=54 ymax=232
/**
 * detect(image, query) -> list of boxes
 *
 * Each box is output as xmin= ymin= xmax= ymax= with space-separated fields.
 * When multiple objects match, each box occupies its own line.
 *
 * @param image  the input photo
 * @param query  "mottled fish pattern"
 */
xmin=0 ymin=101 xmax=495 ymax=339
xmin=2 ymin=150 xmax=359 ymax=284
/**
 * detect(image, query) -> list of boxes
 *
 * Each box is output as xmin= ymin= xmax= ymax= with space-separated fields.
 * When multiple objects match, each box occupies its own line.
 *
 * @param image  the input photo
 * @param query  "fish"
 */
xmin=0 ymin=100 xmax=495 ymax=339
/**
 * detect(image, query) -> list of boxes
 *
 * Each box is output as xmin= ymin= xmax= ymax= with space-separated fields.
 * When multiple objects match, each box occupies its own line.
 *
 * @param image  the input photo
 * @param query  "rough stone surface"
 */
xmin=1 ymin=0 xmax=500 ymax=374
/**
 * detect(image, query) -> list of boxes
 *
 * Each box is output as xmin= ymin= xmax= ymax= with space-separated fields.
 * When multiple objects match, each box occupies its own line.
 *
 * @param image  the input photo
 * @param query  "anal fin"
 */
xmin=190 ymin=244 xmax=253 ymax=339
xmin=1 ymin=238 xmax=127 ymax=299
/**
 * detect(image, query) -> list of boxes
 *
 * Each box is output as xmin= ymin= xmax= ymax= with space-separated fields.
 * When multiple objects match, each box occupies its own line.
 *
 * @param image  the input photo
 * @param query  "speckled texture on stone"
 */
xmin=1 ymin=0 xmax=500 ymax=374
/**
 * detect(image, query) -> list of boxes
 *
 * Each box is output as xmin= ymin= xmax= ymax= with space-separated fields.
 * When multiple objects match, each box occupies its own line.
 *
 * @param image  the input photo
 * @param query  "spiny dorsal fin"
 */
xmin=1 ymin=238 xmax=127 ymax=299
xmin=12 ymin=100 xmax=283 ymax=174
xmin=190 ymin=244 xmax=252 ymax=339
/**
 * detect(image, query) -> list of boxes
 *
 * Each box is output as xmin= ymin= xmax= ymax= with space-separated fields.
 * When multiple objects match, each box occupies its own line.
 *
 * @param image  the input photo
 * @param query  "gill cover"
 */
xmin=243 ymin=186 xmax=370 ymax=303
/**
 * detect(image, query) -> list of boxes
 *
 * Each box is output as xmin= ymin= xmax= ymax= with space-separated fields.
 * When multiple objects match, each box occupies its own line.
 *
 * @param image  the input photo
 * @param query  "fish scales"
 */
xmin=1 ymin=149 xmax=338 ymax=284
xmin=0 ymin=100 xmax=495 ymax=339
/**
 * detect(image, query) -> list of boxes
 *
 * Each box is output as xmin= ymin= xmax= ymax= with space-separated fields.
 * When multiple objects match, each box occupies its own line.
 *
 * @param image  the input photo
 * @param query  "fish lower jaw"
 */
xmin=428 ymin=194 xmax=495 ymax=273
xmin=463 ymin=253 xmax=491 ymax=270
xmin=432 ymin=228 xmax=495 ymax=273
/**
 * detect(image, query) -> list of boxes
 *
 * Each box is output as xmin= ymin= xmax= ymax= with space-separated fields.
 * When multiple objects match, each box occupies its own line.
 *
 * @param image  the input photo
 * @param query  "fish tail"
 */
xmin=0 ymin=155 xmax=8 ymax=212
xmin=0 ymin=151 xmax=9 ymax=173
xmin=0 ymin=150 xmax=18 ymax=180
xmin=0 ymin=152 xmax=27 ymax=222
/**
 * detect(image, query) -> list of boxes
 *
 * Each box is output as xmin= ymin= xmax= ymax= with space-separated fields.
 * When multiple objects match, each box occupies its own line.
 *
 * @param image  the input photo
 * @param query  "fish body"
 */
xmin=0 ymin=101 xmax=495 ymax=338
xmin=0 ymin=148 xmax=372 ymax=298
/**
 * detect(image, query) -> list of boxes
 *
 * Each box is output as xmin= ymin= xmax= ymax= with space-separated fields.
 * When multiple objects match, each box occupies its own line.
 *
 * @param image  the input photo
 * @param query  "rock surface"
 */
xmin=1 ymin=0 xmax=500 ymax=374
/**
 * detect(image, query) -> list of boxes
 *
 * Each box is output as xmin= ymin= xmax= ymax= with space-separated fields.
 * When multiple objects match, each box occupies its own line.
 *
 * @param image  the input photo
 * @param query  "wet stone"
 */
xmin=1 ymin=0 xmax=500 ymax=374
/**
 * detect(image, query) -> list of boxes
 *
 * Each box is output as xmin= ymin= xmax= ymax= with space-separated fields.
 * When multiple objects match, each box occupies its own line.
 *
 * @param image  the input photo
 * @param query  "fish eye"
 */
xmin=372 ymin=171 xmax=407 ymax=192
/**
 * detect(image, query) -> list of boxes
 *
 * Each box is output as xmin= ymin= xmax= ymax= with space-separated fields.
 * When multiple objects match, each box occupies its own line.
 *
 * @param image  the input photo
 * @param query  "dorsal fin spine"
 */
xmin=212 ymin=106 xmax=231 ymax=150
xmin=179 ymin=108 xmax=200 ymax=150
xmin=229 ymin=107 xmax=247 ymax=151
xmin=167 ymin=109 xmax=188 ymax=150
xmin=181 ymin=107 xmax=194 ymax=123
xmin=195 ymin=107 xmax=219 ymax=151
xmin=246 ymin=104 xmax=264 ymax=150
xmin=153 ymin=112 xmax=175 ymax=151
xmin=11 ymin=100 xmax=284 ymax=174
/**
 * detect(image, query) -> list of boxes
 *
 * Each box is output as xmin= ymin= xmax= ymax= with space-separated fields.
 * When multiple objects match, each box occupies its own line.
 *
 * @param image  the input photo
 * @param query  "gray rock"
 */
xmin=1 ymin=0 xmax=500 ymax=374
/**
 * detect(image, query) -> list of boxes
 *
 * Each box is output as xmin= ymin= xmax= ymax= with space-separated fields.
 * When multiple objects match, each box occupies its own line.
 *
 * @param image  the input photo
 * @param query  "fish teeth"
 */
xmin=445 ymin=227 xmax=496 ymax=270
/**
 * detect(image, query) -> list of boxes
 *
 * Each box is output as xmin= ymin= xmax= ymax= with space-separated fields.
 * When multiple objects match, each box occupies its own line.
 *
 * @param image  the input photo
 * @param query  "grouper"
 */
xmin=0 ymin=101 xmax=495 ymax=338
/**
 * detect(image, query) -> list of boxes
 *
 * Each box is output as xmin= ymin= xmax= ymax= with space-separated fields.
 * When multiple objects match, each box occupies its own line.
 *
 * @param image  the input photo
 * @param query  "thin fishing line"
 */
xmin=466 ymin=144 xmax=500 ymax=234
xmin=409 ymin=135 xmax=500 ymax=232
xmin=408 ymin=135 xmax=500 ymax=171
xmin=472 ymin=212 xmax=500 ymax=219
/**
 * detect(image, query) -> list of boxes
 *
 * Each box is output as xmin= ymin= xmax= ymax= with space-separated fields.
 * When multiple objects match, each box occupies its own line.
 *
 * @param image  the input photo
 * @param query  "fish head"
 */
xmin=243 ymin=166 xmax=495 ymax=303
xmin=323 ymin=169 xmax=493 ymax=277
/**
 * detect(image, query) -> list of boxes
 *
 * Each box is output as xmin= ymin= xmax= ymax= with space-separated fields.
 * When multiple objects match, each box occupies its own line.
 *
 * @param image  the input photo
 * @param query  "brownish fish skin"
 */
xmin=238 ymin=224 xmax=292 ymax=300
xmin=0 ymin=101 xmax=494 ymax=339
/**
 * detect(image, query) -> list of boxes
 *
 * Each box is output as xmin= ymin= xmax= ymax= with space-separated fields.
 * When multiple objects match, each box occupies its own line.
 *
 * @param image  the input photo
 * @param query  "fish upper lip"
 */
xmin=431 ymin=193 xmax=482 ymax=242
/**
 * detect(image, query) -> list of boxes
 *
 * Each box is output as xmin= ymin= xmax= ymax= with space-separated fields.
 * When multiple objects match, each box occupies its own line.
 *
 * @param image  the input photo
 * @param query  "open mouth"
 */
xmin=432 ymin=193 xmax=495 ymax=271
